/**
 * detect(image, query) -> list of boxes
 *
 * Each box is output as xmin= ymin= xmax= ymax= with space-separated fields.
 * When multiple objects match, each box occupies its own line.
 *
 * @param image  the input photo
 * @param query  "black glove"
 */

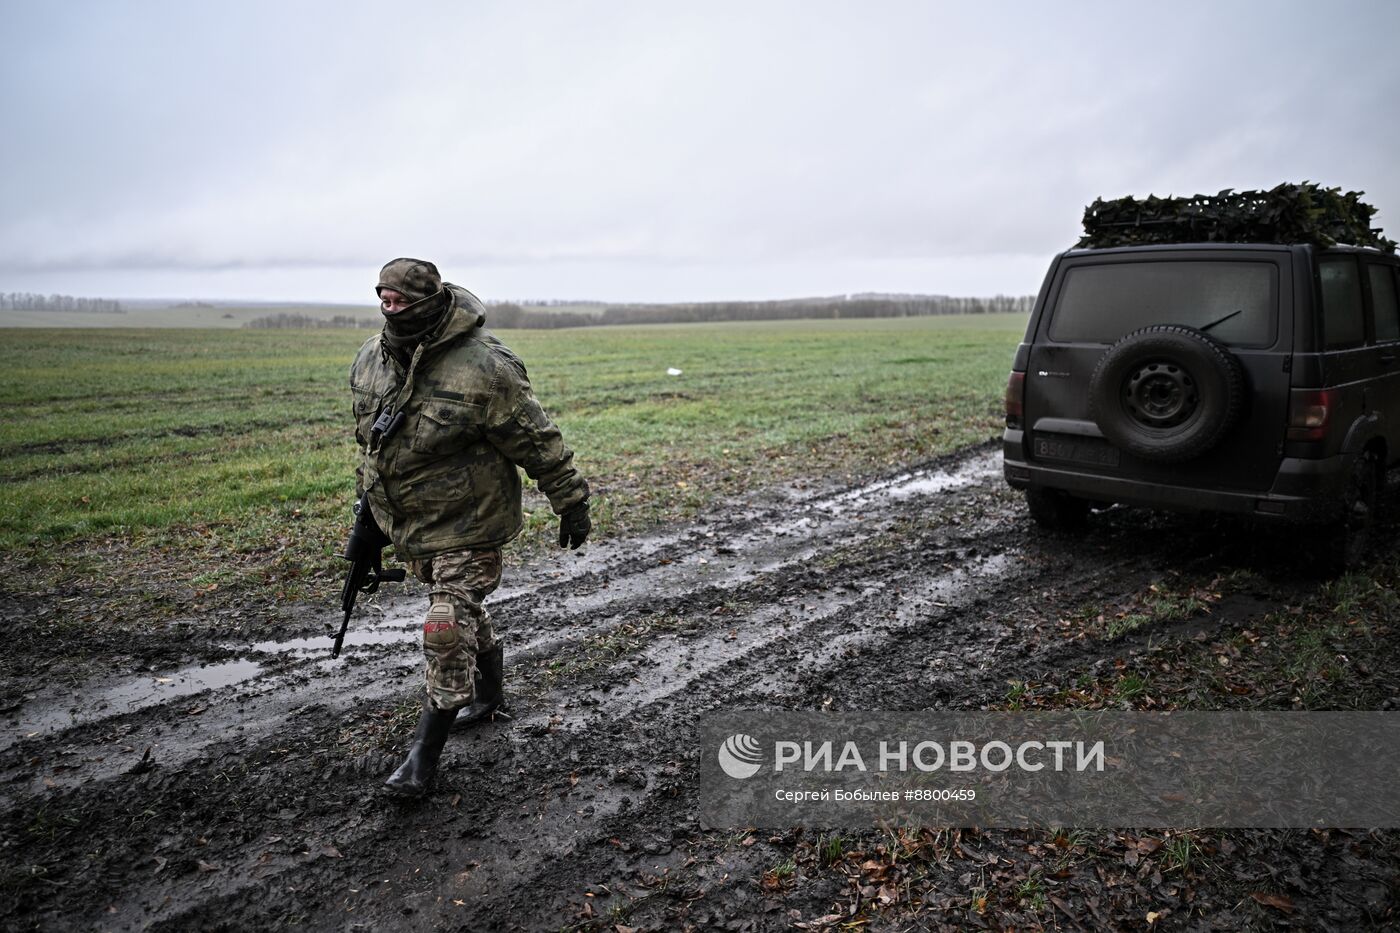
xmin=558 ymin=501 xmax=591 ymax=550
xmin=354 ymin=494 xmax=392 ymax=550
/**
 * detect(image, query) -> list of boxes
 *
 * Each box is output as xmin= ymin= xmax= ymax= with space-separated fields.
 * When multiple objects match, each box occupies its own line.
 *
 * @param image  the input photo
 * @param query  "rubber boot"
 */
xmin=383 ymin=699 xmax=458 ymax=797
xmin=455 ymin=644 xmax=508 ymax=728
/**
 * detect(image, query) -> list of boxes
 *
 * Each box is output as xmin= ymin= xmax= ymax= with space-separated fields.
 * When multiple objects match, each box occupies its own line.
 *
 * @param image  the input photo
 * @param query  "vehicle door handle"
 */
xmin=1381 ymin=354 xmax=1396 ymax=365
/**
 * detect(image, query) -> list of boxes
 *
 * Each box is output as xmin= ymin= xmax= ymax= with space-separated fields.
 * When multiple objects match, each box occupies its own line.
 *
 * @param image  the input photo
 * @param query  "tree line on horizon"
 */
xmin=485 ymin=293 xmax=1034 ymax=329
xmin=244 ymin=312 xmax=378 ymax=329
xmin=1 ymin=292 xmax=124 ymax=313
xmin=244 ymin=293 xmax=1034 ymax=330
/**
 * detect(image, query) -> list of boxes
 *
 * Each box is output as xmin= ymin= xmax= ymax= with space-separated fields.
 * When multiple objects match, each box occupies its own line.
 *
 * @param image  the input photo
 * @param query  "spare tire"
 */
xmin=1088 ymin=325 xmax=1244 ymax=463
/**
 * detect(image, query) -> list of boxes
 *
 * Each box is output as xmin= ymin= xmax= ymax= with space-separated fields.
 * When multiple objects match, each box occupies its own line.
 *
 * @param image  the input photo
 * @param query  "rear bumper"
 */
xmin=1001 ymin=429 xmax=1350 ymax=522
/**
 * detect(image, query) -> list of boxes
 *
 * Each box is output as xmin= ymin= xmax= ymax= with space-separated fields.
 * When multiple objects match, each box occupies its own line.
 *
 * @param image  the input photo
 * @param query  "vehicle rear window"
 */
xmin=1320 ymin=256 xmax=1364 ymax=348
xmin=1369 ymin=264 xmax=1400 ymax=343
xmin=1048 ymin=260 xmax=1277 ymax=347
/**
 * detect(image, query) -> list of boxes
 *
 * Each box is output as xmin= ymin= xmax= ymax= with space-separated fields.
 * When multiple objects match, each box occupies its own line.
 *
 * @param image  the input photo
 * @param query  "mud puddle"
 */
xmin=242 ymin=625 xmax=417 ymax=656
xmin=0 ymin=659 xmax=267 ymax=751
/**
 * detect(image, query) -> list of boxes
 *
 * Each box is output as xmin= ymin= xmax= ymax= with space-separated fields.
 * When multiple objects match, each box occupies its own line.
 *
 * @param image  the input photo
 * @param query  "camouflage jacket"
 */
xmin=350 ymin=285 xmax=589 ymax=559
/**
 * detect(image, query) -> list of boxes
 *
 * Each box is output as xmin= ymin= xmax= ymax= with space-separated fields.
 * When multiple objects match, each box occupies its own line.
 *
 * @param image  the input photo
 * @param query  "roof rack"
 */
xmin=1077 ymin=183 xmax=1394 ymax=253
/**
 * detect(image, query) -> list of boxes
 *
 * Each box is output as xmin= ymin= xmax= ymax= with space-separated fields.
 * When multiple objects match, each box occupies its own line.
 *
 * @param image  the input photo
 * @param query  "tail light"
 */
xmin=1005 ymin=371 xmax=1026 ymax=428
xmin=1287 ymin=388 xmax=1339 ymax=441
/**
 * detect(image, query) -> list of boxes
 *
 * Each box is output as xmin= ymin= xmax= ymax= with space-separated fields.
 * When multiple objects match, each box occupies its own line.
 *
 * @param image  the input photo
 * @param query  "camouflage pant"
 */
xmin=408 ymin=549 xmax=503 ymax=712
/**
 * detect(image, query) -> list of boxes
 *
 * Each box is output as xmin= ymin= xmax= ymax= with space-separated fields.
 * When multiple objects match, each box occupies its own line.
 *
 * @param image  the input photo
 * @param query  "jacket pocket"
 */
xmin=352 ymin=388 xmax=385 ymax=448
xmin=410 ymin=398 xmax=484 ymax=456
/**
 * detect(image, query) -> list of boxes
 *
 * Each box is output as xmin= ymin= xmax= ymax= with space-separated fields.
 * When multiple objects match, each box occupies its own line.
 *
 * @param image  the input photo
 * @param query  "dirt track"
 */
xmin=3 ymin=443 xmax=1397 ymax=931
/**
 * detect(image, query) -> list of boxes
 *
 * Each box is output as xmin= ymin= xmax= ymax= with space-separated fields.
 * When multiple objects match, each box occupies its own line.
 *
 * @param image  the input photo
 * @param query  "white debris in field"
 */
xmin=666 ymin=367 xmax=683 ymax=376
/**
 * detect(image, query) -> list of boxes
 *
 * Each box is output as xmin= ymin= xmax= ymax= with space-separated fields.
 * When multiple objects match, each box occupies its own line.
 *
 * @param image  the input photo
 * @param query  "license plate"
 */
xmin=1034 ymin=435 xmax=1121 ymax=468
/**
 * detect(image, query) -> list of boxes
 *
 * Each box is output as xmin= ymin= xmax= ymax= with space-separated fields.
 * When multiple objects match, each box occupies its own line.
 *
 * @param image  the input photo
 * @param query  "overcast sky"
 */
xmin=2 ymin=1 xmax=1398 ymax=304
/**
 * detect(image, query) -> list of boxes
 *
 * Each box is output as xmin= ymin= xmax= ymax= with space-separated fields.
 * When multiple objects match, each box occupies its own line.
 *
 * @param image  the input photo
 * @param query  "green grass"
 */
xmin=0 ymin=315 xmax=1024 ymax=615
xmin=1162 ymin=833 xmax=1198 ymax=874
xmin=818 ymin=833 xmax=847 ymax=867
xmin=1058 ymin=576 xmax=1220 ymax=642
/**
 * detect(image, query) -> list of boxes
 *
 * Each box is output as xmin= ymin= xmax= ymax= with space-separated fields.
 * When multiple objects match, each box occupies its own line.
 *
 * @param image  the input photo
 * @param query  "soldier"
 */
xmin=351 ymin=258 xmax=591 ymax=797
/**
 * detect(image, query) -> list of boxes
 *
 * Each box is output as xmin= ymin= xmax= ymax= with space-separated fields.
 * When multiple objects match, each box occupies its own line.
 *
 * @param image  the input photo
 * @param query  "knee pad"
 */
xmin=423 ymin=601 xmax=459 ymax=651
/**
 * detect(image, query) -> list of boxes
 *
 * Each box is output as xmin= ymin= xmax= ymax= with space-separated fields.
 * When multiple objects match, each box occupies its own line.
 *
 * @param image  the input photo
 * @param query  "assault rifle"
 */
xmin=333 ymin=493 xmax=406 ymax=658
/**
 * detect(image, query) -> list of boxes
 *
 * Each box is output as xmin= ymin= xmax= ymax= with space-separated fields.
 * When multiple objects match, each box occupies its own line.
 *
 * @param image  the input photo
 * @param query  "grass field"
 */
xmin=0 ymin=314 xmax=1025 ymax=619
xmin=0 ymin=303 xmax=376 ymax=329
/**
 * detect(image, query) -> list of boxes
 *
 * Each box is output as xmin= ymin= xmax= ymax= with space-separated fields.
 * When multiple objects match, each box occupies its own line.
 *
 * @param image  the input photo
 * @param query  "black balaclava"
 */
xmin=376 ymin=258 xmax=449 ymax=358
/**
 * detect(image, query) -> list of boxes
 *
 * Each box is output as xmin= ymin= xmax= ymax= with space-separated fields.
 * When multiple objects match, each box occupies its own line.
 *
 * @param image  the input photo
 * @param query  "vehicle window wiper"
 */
xmin=1200 ymin=309 xmax=1243 ymax=332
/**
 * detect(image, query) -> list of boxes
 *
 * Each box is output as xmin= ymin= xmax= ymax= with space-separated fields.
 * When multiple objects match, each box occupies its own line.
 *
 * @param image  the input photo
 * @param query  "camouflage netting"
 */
xmin=1078 ymin=182 xmax=1395 ymax=253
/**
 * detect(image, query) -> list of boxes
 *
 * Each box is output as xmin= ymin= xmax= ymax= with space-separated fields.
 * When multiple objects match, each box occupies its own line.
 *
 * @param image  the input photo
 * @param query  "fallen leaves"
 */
xmin=127 ymin=747 xmax=156 ymax=776
xmin=1250 ymin=891 xmax=1295 ymax=913
xmin=758 ymin=870 xmax=787 ymax=893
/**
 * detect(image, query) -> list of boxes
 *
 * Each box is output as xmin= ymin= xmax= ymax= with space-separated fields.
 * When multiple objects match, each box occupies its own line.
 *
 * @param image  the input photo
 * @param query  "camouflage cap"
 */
xmin=376 ymin=258 xmax=443 ymax=302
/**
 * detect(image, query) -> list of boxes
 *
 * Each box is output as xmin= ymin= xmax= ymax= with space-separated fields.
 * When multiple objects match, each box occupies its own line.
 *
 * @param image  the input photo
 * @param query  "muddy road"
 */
xmin=3 ymin=443 xmax=1397 ymax=931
